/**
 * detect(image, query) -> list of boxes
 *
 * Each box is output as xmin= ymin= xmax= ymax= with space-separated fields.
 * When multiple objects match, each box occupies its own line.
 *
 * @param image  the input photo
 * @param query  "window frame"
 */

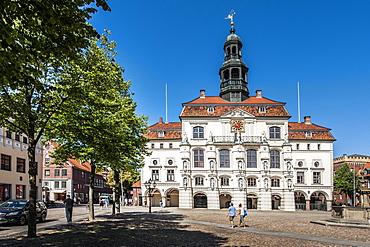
xmin=269 ymin=126 xmax=281 ymax=139
xmin=167 ymin=169 xmax=175 ymax=181
xmin=271 ymin=178 xmax=280 ymax=187
xmin=193 ymin=149 xmax=204 ymax=168
xmin=195 ymin=176 xmax=204 ymax=186
xmin=297 ymin=172 xmax=304 ymax=184
xmin=44 ymin=169 xmax=50 ymax=176
xmin=313 ymin=172 xmax=321 ymax=184
xmin=193 ymin=126 xmax=204 ymax=139
xmin=61 ymin=169 xmax=67 ymax=176
xmin=16 ymin=158 xmax=26 ymax=173
xmin=270 ymin=150 xmax=280 ymax=168
xmin=247 ymin=177 xmax=257 ymax=187
xmin=152 ymin=170 xmax=159 ymax=181
xmin=1 ymin=154 xmax=11 ymax=171
xmin=247 ymin=149 xmax=257 ymax=168
xmin=55 ymin=169 xmax=60 ymax=176
xmin=220 ymin=177 xmax=230 ymax=186
xmin=219 ymin=149 xmax=230 ymax=168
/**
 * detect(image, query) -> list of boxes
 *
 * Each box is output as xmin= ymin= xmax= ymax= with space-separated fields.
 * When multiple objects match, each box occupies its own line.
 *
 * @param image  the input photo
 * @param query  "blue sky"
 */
xmin=90 ymin=0 xmax=370 ymax=158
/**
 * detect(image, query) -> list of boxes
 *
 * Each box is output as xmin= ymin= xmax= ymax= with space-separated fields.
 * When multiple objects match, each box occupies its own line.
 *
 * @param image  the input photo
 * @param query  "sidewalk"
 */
xmin=0 ymin=206 xmax=369 ymax=246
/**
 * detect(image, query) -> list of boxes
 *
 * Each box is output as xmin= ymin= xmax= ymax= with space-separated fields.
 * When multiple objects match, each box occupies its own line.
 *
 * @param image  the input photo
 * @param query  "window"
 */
xmin=55 ymin=169 xmax=60 ymax=176
xmin=160 ymin=143 xmax=163 ymax=149
xmin=259 ymin=106 xmax=266 ymax=113
xmin=16 ymin=185 xmax=25 ymax=199
xmin=298 ymin=161 xmax=303 ymax=167
xmin=158 ymin=131 xmax=165 ymax=137
xmin=296 ymin=144 xmax=299 ymax=150
xmin=54 ymin=181 xmax=60 ymax=188
xmin=195 ymin=177 xmax=204 ymax=186
xmin=318 ymin=144 xmax=321 ymax=150
xmin=307 ymin=144 xmax=310 ymax=150
xmin=169 ymin=143 xmax=173 ymax=149
xmin=61 ymin=181 xmax=67 ymax=188
xmin=270 ymin=150 xmax=280 ymax=168
xmin=247 ymin=178 xmax=257 ymax=187
xmin=1 ymin=154 xmax=11 ymax=171
xmin=306 ymin=131 xmax=312 ymax=137
xmin=313 ymin=172 xmax=321 ymax=184
xmin=62 ymin=169 xmax=67 ymax=176
xmin=16 ymin=158 xmax=26 ymax=173
xmin=221 ymin=177 xmax=229 ymax=186
xmin=23 ymin=136 xmax=28 ymax=144
xmin=207 ymin=106 xmax=215 ymax=113
xmin=43 ymin=182 xmax=49 ymax=186
xmin=247 ymin=150 xmax=257 ymax=168
xmin=151 ymin=143 xmax=155 ymax=149
xmin=153 ymin=160 xmax=158 ymax=165
xmin=193 ymin=126 xmax=204 ymax=138
xmin=219 ymin=149 xmax=230 ymax=168
xmin=45 ymin=157 xmax=50 ymax=164
xmin=152 ymin=170 xmax=159 ymax=180
xmin=15 ymin=134 xmax=20 ymax=141
xmin=44 ymin=170 xmax=50 ymax=176
xmin=271 ymin=178 xmax=280 ymax=187
xmin=193 ymin=149 xmax=204 ymax=168
xmin=297 ymin=172 xmax=304 ymax=184
xmin=167 ymin=170 xmax=174 ymax=181
xmin=269 ymin=127 xmax=281 ymax=139
xmin=82 ymin=172 xmax=85 ymax=178
xmin=6 ymin=132 xmax=12 ymax=139
xmin=314 ymin=161 xmax=320 ymax=167
xmin=167 ymin=159 xmax=173 ymax=165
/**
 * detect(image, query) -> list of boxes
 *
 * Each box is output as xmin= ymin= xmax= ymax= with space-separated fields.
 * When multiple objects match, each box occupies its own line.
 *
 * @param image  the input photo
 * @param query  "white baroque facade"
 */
xmin=141 ymin=21 xmax=335 ymax=211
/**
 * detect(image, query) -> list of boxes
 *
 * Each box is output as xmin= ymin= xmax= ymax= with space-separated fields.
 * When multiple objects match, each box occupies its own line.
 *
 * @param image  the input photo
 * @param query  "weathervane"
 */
xmin=225 ymin=10 xmax=236 ymax=26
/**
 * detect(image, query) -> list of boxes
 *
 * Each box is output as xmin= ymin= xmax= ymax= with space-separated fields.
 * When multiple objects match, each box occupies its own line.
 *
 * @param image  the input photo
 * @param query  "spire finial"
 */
xmin=225 ymin=10 xmax=236 ymax=26
xmin=225 ymin=10 xmax=236 ymax=33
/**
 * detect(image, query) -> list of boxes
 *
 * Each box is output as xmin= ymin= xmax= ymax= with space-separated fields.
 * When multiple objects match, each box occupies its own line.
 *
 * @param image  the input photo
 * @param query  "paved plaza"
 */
xmin=0 ymin=205 xmax=369 ymax=246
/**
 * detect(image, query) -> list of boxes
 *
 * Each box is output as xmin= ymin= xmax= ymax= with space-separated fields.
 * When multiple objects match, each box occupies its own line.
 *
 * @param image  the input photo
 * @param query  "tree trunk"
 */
xmin=114 ymin=170 xmax=120 ymax=214
xmin=27 ymin=138 xmax=37 ymax=238
xmin=88 ymin=163 xmax=95 ymax=221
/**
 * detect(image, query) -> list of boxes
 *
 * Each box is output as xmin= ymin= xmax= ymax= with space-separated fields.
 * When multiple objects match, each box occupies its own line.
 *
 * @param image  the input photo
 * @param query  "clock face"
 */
xmin=231 ymin=119 xmax=244 ymax=132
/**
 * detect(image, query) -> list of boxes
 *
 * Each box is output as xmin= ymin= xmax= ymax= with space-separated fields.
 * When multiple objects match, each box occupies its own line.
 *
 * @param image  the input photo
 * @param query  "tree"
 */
xmin=0 ymin=0 xmax=109 ymax=237
xmin=334 ymin=162 xmax=360 ymax=205
xmin=48 ymin=32 xmax=148 ymax=220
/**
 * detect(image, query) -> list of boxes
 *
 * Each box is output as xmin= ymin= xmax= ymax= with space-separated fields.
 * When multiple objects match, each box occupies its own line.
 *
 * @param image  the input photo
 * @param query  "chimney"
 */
xmin=159 ymin=117 xmax=163 ymax=124
xmin=200 ymin=90 xmax=206 ymax=98
xmin=256 ymin=90 xmax=262 ymax=98
xmin=304 ymin=116 xmax=311 ymax=124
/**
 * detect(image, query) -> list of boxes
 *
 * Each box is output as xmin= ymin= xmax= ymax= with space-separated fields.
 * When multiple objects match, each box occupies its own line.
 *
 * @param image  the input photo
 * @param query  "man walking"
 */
xmin=227 ymin=202 xmax=237 ymax=228
xmin=63 ymin=195 xmax=74 ymax=223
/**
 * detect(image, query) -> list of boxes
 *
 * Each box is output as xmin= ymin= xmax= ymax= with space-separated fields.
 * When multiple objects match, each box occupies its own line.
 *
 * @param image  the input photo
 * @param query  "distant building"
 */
xmin=42 ymin=142 xmax=111 ymax=203
xmin=131 ymin=180 xmax=142 ymax=206
xmin=333 ymin=154 xmax=370 ymax=205
xmin=358 ymin=163 xmax=370 ymax=206
xmin=141 ymin=20 xmax=335 ymax=211
xmin=0 ymin=127 xmax=43 ymax=201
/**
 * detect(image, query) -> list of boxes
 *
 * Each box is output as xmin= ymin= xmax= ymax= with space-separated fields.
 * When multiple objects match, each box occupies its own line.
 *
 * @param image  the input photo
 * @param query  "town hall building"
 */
xmin=141 ymin=19 xmax=335 ymax=211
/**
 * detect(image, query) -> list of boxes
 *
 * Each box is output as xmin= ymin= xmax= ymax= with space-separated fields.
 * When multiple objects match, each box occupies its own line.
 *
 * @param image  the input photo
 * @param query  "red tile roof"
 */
xmin=144 ymin=121 xmax=182 ymax=140
xmin=132 ymin=180 xmax=141 ymax=188
xmin=288 ymin=122 xmax=335 ymax=141
xmin=183 ymin=96 xmax=285 ymax=105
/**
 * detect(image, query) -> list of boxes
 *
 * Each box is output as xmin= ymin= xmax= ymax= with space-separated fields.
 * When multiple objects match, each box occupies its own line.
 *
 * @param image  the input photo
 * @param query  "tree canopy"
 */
xmin=334 ymin=162 xmax=360 ymax=199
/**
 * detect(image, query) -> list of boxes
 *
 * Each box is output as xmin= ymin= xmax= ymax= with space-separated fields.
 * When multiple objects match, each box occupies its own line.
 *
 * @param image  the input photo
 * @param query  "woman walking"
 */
xmin=237 ymin=203 xmax=247 ymax=228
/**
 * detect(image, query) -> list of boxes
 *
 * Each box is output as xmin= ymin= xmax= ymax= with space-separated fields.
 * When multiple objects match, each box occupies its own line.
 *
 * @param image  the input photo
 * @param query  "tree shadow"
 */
xmin=0 ymin=212 xmax=228 ymax=246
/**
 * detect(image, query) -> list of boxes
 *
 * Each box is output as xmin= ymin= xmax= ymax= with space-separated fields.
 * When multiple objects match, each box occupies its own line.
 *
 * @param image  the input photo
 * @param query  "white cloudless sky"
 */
xmin=90 ymin=0 xmax=370 ymax=158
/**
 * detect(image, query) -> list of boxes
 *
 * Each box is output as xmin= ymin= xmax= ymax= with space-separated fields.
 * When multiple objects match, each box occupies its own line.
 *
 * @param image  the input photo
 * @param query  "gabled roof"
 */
xmin=144 ymin=118 xmax=182 ymax=140
xmin=132 ymin=180 xmax=141 ymax=188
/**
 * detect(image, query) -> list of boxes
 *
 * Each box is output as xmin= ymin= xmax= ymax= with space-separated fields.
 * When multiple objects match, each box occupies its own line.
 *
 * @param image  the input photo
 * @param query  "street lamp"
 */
xmin=144 ymin=179 xmax=156 ymax=213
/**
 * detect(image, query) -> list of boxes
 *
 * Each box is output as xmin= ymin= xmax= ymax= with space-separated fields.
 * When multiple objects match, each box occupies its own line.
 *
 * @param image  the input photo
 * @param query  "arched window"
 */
xmin=219 ymin=149 xmax=230 ymax=168
xmin=221 ymin=177 xmax=229 ymax=186
xmin=193 ymin=149 xmax=204 ymax=168
xmin=269 ymin=127 xmax=281 ymax=139
xmin=247 ymin=177 xmax=257 ymax=187
xmin=247 ymin=150 xmax=257 ymax=168
xmin=270 ymin=150 xmax=280 ymax=168
xmin=193 ymin=126 xmax=204 ymax=138
xmin=271 ymin=178 xmax=280 ymax=187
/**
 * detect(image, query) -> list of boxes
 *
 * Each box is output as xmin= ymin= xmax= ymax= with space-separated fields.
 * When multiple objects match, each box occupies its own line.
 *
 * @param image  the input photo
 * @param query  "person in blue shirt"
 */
xmin=227 ymin=202 xmax=237 ymax=228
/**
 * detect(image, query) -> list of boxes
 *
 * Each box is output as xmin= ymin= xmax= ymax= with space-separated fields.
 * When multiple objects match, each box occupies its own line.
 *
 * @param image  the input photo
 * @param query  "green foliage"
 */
xmin=107 ymin=169 xmax=140 ymax=191
xmin=334 ymin=162 xmax=360 ymax=195
xmin=0 ymin=0 xmax=109 ymax=237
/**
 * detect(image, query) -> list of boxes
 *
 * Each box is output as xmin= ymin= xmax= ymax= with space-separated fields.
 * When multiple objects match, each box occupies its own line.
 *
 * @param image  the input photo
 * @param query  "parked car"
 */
xmin=0 ymin=199 xmax=47 ymax=225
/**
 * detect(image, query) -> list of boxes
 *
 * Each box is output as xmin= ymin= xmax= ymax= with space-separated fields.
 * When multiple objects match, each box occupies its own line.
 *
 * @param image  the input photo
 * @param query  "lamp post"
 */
xmin=144 ymin=179 xmax=156 ymax=213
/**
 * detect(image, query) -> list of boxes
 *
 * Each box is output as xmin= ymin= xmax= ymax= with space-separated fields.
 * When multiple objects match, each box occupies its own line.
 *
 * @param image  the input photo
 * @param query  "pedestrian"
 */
xmin=159 ymin=200 xmax=163 ymax=207
xmin=237 ymin=203 xmax=247 ymax=228
xmin=105 ymin=198 xmax=109 ymax=208
xmin=63 ymin=195 xmax=74 ymax=223
xmin=99 ymin=199 xmax=104 ymax=209
xmin=227 ymin=202 xmax=237 ymax=228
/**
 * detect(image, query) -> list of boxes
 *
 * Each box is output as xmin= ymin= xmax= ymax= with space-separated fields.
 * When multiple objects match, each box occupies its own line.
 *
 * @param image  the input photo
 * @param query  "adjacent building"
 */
xmin=141 ymin=20 xmax=335 ymax=211
xmin=42 ymin=142 xmax=112 ymax=203
xmin=0 ymin=127 xmax=43 ymax=201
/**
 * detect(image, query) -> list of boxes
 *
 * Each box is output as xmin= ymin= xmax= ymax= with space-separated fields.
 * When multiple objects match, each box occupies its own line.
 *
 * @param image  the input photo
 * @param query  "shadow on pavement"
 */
xmin=0 ymin=212 xmax=228 ymax=246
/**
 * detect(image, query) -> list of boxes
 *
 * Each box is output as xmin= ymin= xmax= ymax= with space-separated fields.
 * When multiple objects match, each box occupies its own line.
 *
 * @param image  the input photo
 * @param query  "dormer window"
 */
xmin=207 ymin=106 xmax=215 ymax=113
xmin=158 ymin=131 xmax=165 ymax=137
xmin=259 ymin=106 xmax=266 ymax=113
xmin=305 ymin=131 xmax=312 ymax=137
